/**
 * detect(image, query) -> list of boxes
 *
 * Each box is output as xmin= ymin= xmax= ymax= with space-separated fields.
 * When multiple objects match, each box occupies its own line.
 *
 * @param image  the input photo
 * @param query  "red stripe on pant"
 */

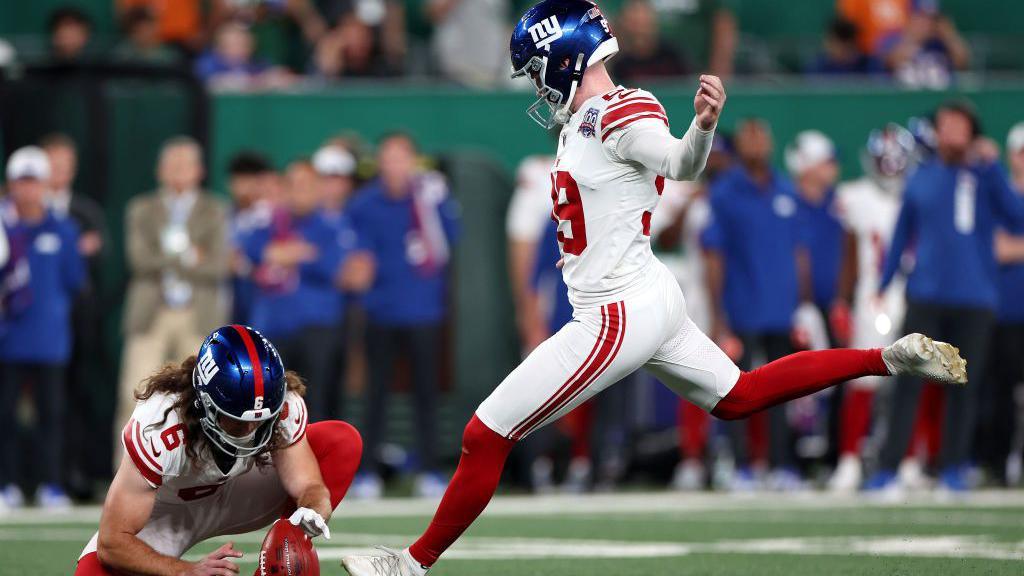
xmin=74 ymin=421 xmax=362 ymax=576
xmin=508 ymin=303 xmax=612 ymax=440
xmin=512 ymin=301 xmax=625 ymax=440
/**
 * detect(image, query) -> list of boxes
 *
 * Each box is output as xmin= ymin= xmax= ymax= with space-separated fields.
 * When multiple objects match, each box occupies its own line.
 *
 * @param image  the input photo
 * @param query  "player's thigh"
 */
xmin=477 ymin=300 xmax=656 ymax=441
xmin=645 ymin=316 xmax=741 ymax=412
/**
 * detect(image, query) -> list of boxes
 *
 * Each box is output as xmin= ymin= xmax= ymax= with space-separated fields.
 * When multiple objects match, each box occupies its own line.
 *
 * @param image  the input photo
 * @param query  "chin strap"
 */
xmin=554 ymin=52 xmax=587 ymax=125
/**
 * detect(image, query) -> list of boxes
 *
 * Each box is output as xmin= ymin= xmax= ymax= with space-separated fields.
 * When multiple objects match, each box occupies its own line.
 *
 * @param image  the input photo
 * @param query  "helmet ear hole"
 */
xmin=559 ymin=56 xmax=571 ymax=70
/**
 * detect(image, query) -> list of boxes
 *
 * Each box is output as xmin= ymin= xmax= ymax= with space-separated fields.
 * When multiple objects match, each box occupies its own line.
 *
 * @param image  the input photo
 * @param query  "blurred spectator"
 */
xmin=313 ymin=144 xmax=359 ymax=223
xmin=113 ymin=6 xmax=182 ymax=65
xmin=117 ymin=137 xmax=229 ymax=456
xmin=883 ymin=9 xmax=970 ymax=89
xmin=41 ymin=133 xmax=108 ymax=498
xmin=506 ymin=153 xmax=556 ymax=354
xmin=314 ymin=0 xmax=406 ymax=70
xmin=243 ymin=159 xmax=352 ymax=422
xmin=867 ymin=102 xmax=1024 ymax=493
xmin=213 ymin=0 xmax=328 ymax=72
xmin=702 ymin=118 xmax=805 ymax=490
xmin=811 ymin=18 xmax=884 ymax=76
xmin=980 ymin=123 xmax=1024 ymax=485
xmin=195 ymin=21 xmax=294 ymax=89
xmin=0 ymin=146 xmax=84 ymax=510
xmin=837 ymin=0 xmax=916 ymax=56
xmin=118 ymin=0 xmax=209 ymax=54
xmin=49 ymin=6 xmax=93 ymax=62
xmin=312 ymin=14 xmax=397 ymax=78
xmin=650 ymin=0 xmax=737 ymax=77
xmin=827 ymin=124 xmax=917 ymax=492
xmin=786 ymin=131 xmax=845 ymax=319
xmin=614 ymin=0 xmax=689 ymax=83
xmin=347 ymin=133 xmax=460 ymax=499
xmin=427 ymin=0 xmax=509 ymax=87
xmin=226 ymin=151 xmax=275 ymax=325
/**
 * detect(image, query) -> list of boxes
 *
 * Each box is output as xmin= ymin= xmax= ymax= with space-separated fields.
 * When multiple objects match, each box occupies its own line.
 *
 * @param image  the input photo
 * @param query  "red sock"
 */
xmin=839 ymin=388 xmax=874 ymax=456
xmin=678 ymin=400 xmax=708 ymax=460
xmin=408 ymin=415 xmax=515 ymax=567
xmin=568 ymin=401 xmax=595 ymax=461
xmin=712 ymin=349 xmax=888 ymax=420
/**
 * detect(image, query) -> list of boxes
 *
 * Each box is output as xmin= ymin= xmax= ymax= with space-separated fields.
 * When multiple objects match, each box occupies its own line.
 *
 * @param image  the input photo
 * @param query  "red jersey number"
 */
xmin=551 ymin=171 xmax=587 ymax=255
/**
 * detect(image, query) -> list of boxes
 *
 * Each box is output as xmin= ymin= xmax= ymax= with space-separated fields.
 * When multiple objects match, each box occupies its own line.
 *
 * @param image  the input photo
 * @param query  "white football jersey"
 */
xmin=552 ymin=86 xmax=668 ymax=308
xmin=836 ymin=177 xmax=907 ymax=349
xmin=121 ymin=391 xmax=308 ymax=503
xmin=507 ymin=155 xmax=557 ymax=243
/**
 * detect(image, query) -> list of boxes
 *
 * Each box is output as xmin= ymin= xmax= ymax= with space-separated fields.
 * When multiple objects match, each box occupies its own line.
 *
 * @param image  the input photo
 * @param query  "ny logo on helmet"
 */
xmin=197 ymin=348 xmax=219 ymax=386
xmin=528 ymin=15 xmax=562 ymax=51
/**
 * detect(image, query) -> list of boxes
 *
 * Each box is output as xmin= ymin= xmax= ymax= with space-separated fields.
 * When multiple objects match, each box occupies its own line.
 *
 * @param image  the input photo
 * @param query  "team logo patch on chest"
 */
xmin=579 ymin=107 xmax=599 ymax=138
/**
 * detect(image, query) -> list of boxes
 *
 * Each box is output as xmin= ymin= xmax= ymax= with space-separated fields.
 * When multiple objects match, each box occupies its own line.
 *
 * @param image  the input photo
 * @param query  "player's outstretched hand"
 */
xmin=694 ymin=75 xmax=726 ymax=131
xmin=181 ymin=541 xmax=242 ymax=576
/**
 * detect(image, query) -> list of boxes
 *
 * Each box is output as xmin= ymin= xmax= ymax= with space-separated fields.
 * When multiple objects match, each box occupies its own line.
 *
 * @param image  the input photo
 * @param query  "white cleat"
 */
xmin=342 ymin=547 xmax=428 ymax=576
xmin=882 ymin=333 xmax=967 ymax=386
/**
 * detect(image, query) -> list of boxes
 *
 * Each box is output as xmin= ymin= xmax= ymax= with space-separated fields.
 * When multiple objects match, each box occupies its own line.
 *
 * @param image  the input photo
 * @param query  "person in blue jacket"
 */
xmin=702 ymin=118 xmax=808 ymax=489
xmin=243 ymin=159 xmax=352 ymax=423
xmin=346 ymin=133 xmax=461 ymax=499
xmin=0 ymin=146 xmax=84 ymax=510
xmin=978 ymin=123 xmax=1024 ymax=485
xmin=867 ymin=102 xmax=1024 ymax=492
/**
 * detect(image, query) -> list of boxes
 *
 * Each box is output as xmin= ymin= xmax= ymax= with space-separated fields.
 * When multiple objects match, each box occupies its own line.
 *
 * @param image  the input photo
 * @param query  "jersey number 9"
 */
xmin=551 ymin=171 xmax=588 ymax=255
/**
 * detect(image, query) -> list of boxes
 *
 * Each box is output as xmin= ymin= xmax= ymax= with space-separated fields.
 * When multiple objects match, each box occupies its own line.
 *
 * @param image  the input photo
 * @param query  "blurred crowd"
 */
xmin=508 ymin=101 xmax=1024 ymax=495
xmin=0 ymin=0 xmax=994 ymax=90
xmin=0 ymin=131 xmax=461 ymax=509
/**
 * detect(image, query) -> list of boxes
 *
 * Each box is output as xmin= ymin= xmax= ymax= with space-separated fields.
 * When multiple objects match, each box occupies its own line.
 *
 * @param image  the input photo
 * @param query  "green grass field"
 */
xmin=3 ymin=491 xmax=1024 ymax=575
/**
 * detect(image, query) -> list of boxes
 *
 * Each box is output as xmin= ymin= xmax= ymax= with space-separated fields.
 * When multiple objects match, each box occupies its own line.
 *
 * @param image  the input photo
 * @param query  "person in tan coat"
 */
xmin=116 ymin=136 xmax=229 ymax=455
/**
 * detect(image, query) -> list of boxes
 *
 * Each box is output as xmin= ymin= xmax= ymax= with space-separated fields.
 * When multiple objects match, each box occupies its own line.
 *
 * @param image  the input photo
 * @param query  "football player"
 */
xmin=828 ymin=124 xmax=918 ymax=491
xmin=342 ymin=2 xmax=967 ymax=574
xmin=75 ymin=325 xmax=362 ymax=576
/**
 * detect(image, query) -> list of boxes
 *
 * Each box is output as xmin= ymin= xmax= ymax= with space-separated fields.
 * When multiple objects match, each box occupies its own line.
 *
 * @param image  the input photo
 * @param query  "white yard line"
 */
xmin=5 ymin=490 xmax=1024 ymax=525
xmin=179 ymin=534 xmax=1024 ymax=564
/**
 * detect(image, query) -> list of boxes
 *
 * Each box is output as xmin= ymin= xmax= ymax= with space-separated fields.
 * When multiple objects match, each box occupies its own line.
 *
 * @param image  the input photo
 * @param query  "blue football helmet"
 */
xmin=862 ymin=123 xmax=919 ymax=193
xmin=510 ymin=0 xmax=618 ymax=128
xmin=192 ymin=325 xmax=287 ymax=457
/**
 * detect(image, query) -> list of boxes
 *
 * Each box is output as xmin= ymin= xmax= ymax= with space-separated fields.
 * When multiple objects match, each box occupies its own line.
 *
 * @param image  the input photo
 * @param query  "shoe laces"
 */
xmin=369 ymin=547 xmax=406 ymax=576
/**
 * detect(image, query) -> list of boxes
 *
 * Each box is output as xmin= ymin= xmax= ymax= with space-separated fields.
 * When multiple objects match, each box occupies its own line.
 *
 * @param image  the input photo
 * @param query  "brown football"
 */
xmin=253 ymin=519 xmax=319 ymax=576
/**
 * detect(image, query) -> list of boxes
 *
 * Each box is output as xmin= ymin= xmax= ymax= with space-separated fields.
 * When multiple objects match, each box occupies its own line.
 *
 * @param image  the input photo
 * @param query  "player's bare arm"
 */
xmin=275 ymin=434 xmax=333 ymax=538
xmin=96 ymin=458 xmax=243 ymax=576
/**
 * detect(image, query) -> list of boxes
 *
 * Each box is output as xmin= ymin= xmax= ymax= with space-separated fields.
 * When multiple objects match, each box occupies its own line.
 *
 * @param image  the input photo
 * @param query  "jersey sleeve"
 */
xmin=120 ymin=395 xmax=186 ymax=488
xmin=599 ymin=89 xmax=670 ymax=153
xmin=278 ymin=392 xmax=309 ymax=447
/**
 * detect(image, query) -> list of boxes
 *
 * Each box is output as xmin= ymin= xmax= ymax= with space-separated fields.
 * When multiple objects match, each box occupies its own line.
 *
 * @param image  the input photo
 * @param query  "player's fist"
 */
xmin=181 ymin=541 xmax=242 ymax=575
xmin=289 ymin=507 xmax=331 ymax=539
xmin=694 ymin=75 xmax=726 ymax=131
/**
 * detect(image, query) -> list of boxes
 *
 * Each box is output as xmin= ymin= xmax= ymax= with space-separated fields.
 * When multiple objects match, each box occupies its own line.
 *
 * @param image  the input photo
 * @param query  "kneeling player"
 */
xmin=75 ymin=325 xmax=362 ymax=575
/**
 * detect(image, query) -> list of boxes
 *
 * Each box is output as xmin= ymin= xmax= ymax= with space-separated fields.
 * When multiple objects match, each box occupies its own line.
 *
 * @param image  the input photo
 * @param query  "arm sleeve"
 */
xmin=609 ymin=117 xmax=716 ymax=182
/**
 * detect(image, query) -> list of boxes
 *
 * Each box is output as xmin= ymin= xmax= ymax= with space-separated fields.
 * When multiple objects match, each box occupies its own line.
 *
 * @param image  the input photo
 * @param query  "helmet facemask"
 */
xmin=513 ymin=52 xmax=586 ymax=129
xmin=193 ymin=366 xmax=284 ymax=458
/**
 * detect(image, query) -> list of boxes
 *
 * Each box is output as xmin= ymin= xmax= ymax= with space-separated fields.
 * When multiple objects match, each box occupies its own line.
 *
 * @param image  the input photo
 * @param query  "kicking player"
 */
xmin=342 ymin=2 xmax=967 ymax=574
xmin=75 ymin=325 xmax=362 ymax=576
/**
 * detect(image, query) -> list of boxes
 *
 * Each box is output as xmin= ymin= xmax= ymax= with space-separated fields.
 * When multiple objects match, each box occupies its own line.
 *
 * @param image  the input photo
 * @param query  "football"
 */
xmin=253 ymin=519 xmax=319 ymax=576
